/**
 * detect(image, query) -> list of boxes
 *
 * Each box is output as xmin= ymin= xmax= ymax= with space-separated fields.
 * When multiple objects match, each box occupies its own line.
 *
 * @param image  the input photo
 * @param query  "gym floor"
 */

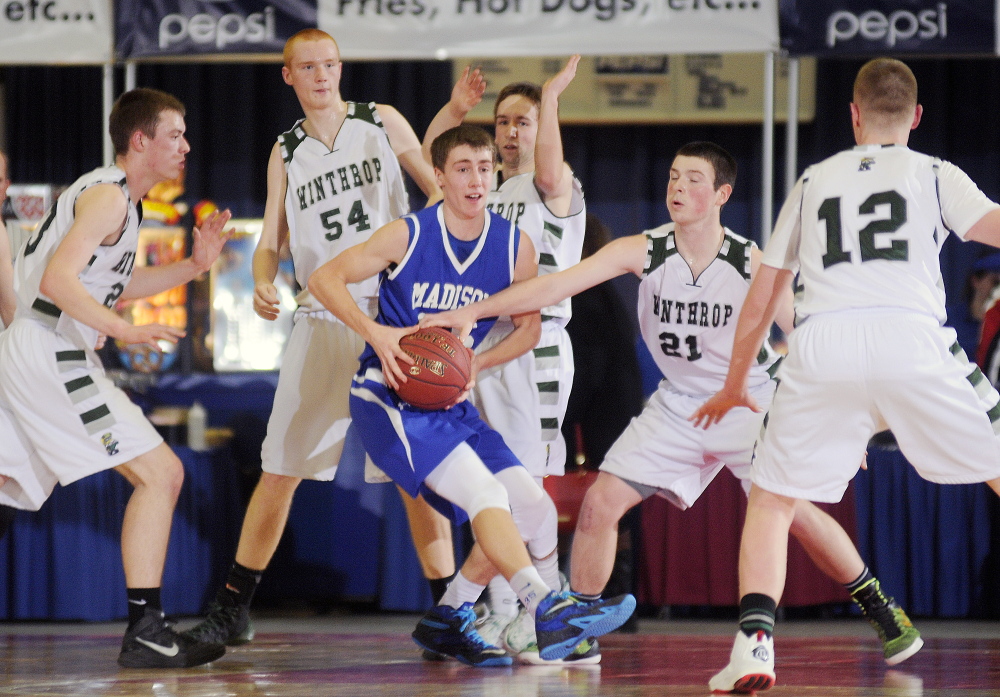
xmin=2 ymin=612 xmax=996 ymax=696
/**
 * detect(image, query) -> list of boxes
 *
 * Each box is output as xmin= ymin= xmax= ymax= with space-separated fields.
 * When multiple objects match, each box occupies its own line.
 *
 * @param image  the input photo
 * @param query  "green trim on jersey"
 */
xmin=349 ymin=101 xmax=383 ymax=128
xmin=538 ymin=252 xmax=558 ymax=270
xmin=543 ymin=220 xmax=564 ymax=242
xmin=32 ymin=298 xmax=61 ymax=318
xmin=278 ymin=124 xmax=308 ymax=165
xmin=717 ymin=234 xmax=752 ymax=280
xmin=643 ymin=231 xmax=680 ymax=277
xmin=533 ymin=345 xmax=560 ymax=358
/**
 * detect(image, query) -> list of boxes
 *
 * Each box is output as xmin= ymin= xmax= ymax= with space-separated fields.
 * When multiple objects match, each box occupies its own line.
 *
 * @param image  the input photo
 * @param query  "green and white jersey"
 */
xmin=764 ymin=144 xmax=1000 ymax=324
xmin=487 ymin=170 xmax=585 ymax=327
xmin=13 ymin=165 xmax=140 ymax=351
xmin=639 ymin=223 xmax=780 ymax=397
xmin=280 ymin=102 xmax=409 ymax=317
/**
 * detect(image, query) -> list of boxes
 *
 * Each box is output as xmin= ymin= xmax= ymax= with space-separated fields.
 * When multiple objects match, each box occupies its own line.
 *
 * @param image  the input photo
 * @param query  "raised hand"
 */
xmin=190 ymin=208 xmax=235 ymax=274
xmin=543 ymin=55 xmax=581 ymax=100
xmin=451 ymin=65 xmax=487 ymax=115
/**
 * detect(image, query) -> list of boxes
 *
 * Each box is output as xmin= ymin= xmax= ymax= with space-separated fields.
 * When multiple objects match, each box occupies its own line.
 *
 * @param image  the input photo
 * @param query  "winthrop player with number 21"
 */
xmin=308 ymin=124 xmax=635 ymax=666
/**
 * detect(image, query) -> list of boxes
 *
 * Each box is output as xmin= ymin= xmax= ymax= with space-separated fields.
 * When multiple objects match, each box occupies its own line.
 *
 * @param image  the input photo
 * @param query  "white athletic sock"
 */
xmin=532 ymin=548 xmax=561 ymax=590
xmin=510 ymin=566 xmax=551 ymax=617
xmin=487 ymin=575 xmax=520 ymax=618
xmin=439 ymin=571 xmax=486 ymax=610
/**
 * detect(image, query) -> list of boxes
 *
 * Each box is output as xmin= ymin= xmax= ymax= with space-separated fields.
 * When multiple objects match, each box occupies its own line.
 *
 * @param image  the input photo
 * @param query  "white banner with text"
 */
xmin=0 ymin=0 xmax=112 ymax=64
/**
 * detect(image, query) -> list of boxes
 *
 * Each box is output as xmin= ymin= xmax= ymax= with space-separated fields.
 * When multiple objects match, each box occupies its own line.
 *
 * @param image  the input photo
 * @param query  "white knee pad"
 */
xmin=495 ymin=466 xmax=558 ymax=559
xmin=423 ymin=442 xmax=510 ymax=520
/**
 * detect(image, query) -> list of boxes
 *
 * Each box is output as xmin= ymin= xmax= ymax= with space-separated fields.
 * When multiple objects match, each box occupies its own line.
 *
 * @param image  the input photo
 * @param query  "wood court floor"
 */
xmin=1 ymin=614 xmax=998 ymax=696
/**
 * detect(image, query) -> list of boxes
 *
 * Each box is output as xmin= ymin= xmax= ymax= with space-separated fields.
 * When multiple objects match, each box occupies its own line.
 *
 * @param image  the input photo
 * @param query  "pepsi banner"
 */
xmin=780 ymin=0 xmax=996 ymax=56
xmin=116 ymin=0 xmax=316 ymax=58
xmin=115 ymin=0 xmax=780 ymax=60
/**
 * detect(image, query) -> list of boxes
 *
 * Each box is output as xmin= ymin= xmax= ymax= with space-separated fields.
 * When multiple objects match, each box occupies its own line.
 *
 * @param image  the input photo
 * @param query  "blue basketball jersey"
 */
xmin=359 ymin=202 xmax=520 ymax=372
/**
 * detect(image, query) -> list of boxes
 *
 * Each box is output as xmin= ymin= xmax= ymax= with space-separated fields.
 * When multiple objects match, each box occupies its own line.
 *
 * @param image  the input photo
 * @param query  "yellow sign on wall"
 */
xmin=458 ymin=54 xmax=815 ymax=125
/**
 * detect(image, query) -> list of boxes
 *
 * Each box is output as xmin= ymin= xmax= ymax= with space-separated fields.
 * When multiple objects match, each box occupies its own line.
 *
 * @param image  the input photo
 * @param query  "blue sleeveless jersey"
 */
xmin=359 ymin=202 xmax=519 ymax=372
xmin=351 ymin=202 xmax=524 ymax=521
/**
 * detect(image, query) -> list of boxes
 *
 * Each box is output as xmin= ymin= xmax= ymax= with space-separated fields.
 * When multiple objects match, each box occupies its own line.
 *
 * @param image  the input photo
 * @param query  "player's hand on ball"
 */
xmin=688 ymin=385 xmax=761 ymax=429
xmin=370 ymin=323 xmax=417 ymax=391
xmin=419 ymin=307 xmax=475 ymax=345
xmin=253 ymin=282 xmax=281 ymax=321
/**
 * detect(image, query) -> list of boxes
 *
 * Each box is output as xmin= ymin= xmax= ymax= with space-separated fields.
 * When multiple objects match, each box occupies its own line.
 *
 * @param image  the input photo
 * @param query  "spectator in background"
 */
xmin=947 ymin=252 xmax=1000 ymax=357
xmin=560 ymin=213 xmax=644 ymax=630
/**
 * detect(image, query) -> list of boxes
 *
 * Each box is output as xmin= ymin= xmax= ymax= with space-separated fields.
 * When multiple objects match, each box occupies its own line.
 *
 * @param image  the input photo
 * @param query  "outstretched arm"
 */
xmin=307 ymin=218 xmax=417 ymax=389
xmin=377 ymin=104 xmax=442 ymax=203
xmin=422 ymin=233 xmax=647 ymax=339
xmin=421 ymin=66 xmax=487 ymax=166
xmin=534 ymin=55 xmax=580 ymax=216
xmin=689 ymin=263 xmax=794 ymax=428
xmin=122 ymin=208 xmax=233 ymax=300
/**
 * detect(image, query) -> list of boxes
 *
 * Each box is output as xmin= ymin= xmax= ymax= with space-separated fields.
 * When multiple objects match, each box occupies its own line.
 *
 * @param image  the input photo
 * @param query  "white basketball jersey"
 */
xmin=281 ymin=103 xmax=409 ymax=316
xmin=13 ymin=165 xmax=140 ymax=351
xmin=638 ymin=224 xmax=780 ymax=396
xmin=764 ymin=144 xmax=1000 ymax=324
xmin=487 ymin=170 xmax=585 ymax=326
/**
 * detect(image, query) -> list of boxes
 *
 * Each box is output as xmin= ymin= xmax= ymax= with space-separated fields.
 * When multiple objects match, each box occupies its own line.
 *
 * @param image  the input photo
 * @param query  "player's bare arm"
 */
xmin=420 ymin=66 xmax=487 ymax=166
xmin=689 ymin=263 xmax=794 ymax=429
xmin=38 ymin=184 xmax=182 ymax=348
xmin=253 ymin=142 xmax=291 ymax=321
xmin=377 ymin=104 xmax=442 ymax=203
xmin=423 ymin=233 xmax=646 ymax=338
xmin=307 ymin=218 xmax=417 ymax=389
xmin=122 ymin=208 xmax=233 ymax=300
xmin=0 ymin=219 xmax=15 ymax=326
xmin=965 ymin=208 xmax=1000 ymax=248
xmin=534 ymin=55 xmax=580 ymax=216
xmin=749 ymin=245 xmax=796 ymax=335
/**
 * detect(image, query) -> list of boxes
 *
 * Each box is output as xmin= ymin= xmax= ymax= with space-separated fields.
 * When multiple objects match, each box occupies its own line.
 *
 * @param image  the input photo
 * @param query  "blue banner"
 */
xmin=116 ymin=0 xmax=317 ymax=59
xmin=780 ymin=0 xmax=996 ymax=56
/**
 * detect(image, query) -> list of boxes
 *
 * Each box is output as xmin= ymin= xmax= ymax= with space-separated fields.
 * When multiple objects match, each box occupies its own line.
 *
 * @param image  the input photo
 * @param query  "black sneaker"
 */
xmin=534 ymin=591 xmax=635 ymax=661
xmin=182 ymin=601 xmax=255 ymax=647
xmin=118 ymin=607 xmax=225 ymax=668
xmin=412 ymin=603 xmax=512 ymax=667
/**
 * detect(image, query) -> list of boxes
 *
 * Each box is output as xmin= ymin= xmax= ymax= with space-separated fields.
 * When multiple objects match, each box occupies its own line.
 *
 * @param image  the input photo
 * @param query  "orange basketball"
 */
xmin=394 ymin=327 xmax=473 ymax=410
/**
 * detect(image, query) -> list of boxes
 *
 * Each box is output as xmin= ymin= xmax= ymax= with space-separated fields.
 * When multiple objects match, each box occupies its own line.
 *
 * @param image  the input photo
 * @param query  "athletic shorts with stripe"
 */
xmin=472 ymin=321 xmax=574 ymax=478
xmin=753 ymin=310 xmax=1000 ymax=503
xmin=600 ymin=379 xmax=776 ymax=510
xmin=349 ymin=367 xmax=522 ymax=523
xmin=0 ymin=319 xmax=163 ymax=510
xmin=261 ymin=315 xmax=375 ymax=481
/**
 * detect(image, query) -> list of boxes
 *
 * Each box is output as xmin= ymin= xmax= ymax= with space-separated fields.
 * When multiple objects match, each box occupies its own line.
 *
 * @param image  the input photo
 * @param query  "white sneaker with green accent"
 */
xmin=517 ymin=637 xmax=602 ymax=665
xmin=474 ymin=604 xmax=516 ymax=650
xmin=709 ymin=631 xmax=776 ymax=693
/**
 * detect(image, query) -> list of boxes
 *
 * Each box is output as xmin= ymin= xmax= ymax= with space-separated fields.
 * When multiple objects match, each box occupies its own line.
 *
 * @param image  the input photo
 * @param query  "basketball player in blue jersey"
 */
xmin=0 ymin=88 xmax=233 ymax=668
xmin=425 ymin=141 xmax=921 ymax=671
xmin=308 ymin=125 xmax=635 ymax=666
xmin=693 ymin=59 xmax=1000 ymax=693
xmin=185 ymin=29 xmax=444 ymax=647
xmin=419 ymin=57 xmax=590 ymax=663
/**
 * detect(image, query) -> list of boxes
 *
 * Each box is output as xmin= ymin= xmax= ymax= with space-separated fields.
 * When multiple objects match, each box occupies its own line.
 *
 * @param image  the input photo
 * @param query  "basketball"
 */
xmin=394 ymin=327 xmax=473 ymax=410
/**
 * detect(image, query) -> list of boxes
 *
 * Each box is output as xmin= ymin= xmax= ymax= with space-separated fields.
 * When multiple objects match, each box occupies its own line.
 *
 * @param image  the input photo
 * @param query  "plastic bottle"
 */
xmin=187 ymin=401 xmax=208 ymax=451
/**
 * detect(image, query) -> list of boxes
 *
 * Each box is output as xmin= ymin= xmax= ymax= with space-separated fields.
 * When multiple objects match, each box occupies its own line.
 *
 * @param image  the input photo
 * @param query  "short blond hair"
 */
xmin=283 ymin=29 xmax=339 ymax=68
xmin=854 ymin=58 xmax=917 ymax=126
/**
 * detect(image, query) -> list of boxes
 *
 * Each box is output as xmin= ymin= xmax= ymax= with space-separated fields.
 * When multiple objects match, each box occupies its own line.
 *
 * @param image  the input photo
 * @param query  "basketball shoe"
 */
xmin=534 ymin=591 xmax=635 ymax=661
xmin=474 ymin=602 xmax=516 ymax=649
xmin=709 ymin=630 xmax=776 ymax=694
xmin=183 ymin=600 xmax=254 ymax=647
xmin=412 ymin=603 xmax=512 ymax=667
xmin=865 ymin=599 xmax=923 ymax=665
xmin=502 ymin=605 xmax=602 ymax=665
xmin=119 ymin=607 xmax=226 ymax=668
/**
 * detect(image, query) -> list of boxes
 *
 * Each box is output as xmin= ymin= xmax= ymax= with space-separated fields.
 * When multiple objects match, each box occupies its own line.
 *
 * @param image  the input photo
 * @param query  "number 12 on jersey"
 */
xmin=819 ymin=190 xmax=909 ymax=268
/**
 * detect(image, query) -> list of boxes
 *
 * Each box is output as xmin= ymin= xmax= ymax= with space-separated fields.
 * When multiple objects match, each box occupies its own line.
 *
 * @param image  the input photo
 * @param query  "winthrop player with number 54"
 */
xmin=309 ymin=124 xmax=635 ymax=667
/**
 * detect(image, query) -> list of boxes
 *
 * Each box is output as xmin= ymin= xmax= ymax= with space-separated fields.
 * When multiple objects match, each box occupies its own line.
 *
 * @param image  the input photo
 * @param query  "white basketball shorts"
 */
xmin=753 ymin=310 xmax=1000 ymax=502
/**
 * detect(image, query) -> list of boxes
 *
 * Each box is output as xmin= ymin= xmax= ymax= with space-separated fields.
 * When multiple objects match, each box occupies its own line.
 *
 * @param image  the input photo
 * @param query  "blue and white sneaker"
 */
xmin=534 ymin=591 xmax=635 ymax=661
xmin=412 ymin=603 xmax=513 ymax=667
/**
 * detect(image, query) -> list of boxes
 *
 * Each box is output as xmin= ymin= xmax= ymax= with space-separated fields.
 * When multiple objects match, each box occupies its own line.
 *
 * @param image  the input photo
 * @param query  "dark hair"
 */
xmin=430 ymin=125 xmax=496 ymax=170
xmin=109 ymin=88 xmax=185 ymax=158
xmin=493 ymin=82 xmax=541 ymax=119
xmin=675 ymin=141 xmax=737 ymax=191
xmin=582 ymin=213 xmax=613 ymax=260
xmin=854 ymin=58 xmax=917 ymax=123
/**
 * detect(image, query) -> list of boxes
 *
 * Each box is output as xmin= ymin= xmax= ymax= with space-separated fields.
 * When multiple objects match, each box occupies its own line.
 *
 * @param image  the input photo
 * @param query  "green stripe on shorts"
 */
xmin=540 ymin=417 xmax=559 ymax=441
xmin=537 ymin=381 xmax=559 ymax=405
xmin=65 ymin=375 xmax=99 ymax=404
xmin=80 ymin=404 xmax=116 ymax=436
